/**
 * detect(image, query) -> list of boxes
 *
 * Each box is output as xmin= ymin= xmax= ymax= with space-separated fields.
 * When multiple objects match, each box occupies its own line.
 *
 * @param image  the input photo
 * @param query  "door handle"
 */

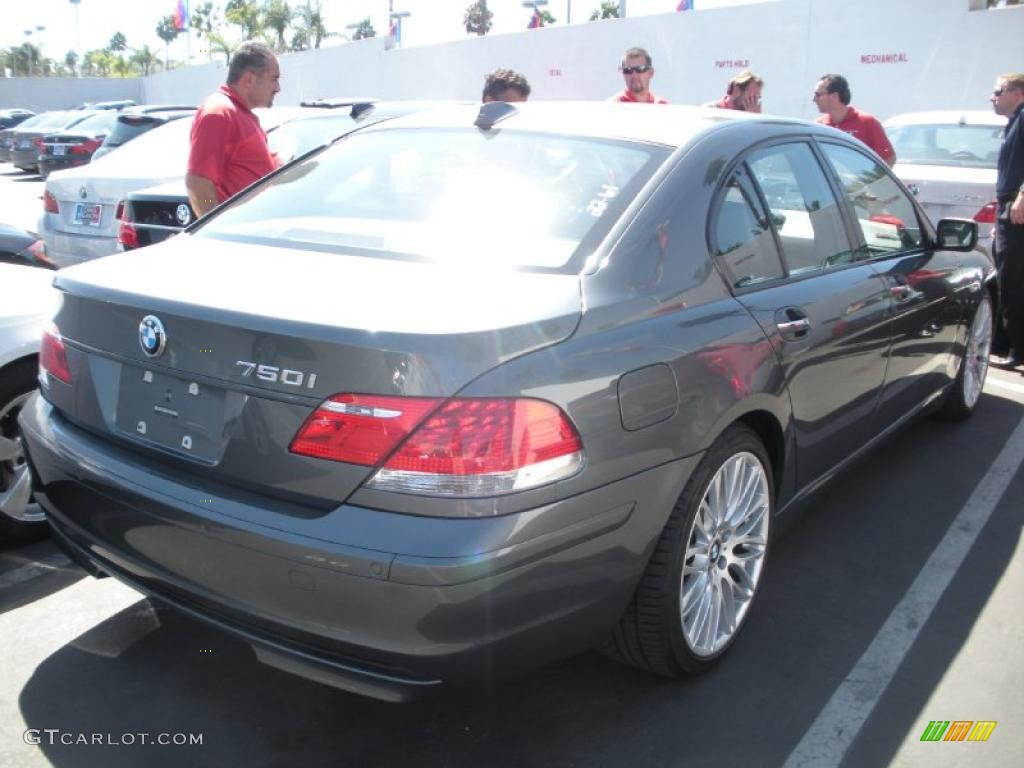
xmin=777 ymin=317 xmax=811 ymax=335
xmin=890 ymin=284 xmax=913 ymax=301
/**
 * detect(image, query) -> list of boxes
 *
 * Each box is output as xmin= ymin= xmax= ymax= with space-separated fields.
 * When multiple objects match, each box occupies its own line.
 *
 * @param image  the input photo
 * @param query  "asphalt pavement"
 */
xmin=1 ymin=165 xmax=1022 ymax=768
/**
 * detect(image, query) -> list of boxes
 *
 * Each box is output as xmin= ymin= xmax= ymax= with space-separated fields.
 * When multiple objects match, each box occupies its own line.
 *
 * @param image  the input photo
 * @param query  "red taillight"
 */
xmin=70 ymin=137 xmax=103 ymax=155
xmin=290 ymin=394 xmax=442 ymax=466
xmin=117 ymin=200 xmax=139 ymax=248
xmin=32 ymin=137 xmax=45 ymax=150
xmin=974 ymin=202 xmax=997 ymax=224
xmin=43 ymin=190 xmax=58 ymax=213
xmin=40 ymin=324 xmax=71 ymax=385
xmin=290 ymin=394 xmax=585 ymax=497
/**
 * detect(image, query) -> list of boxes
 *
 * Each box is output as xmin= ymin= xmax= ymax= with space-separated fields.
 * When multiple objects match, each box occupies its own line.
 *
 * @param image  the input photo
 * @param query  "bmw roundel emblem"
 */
xmin=139 ymin=315 xmax=167 ymax=358
xmin=175 ymin=204 xmax=193 ymax=226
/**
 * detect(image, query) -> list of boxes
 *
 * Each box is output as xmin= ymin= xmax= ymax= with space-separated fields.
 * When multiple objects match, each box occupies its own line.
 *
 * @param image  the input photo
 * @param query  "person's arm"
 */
xmin=875 ymin=121 xmax=896 ymax=166
xmin=185 ymin=173 xmax=219 ymax=217
xmin=1011 ymin=185 xmax=1024 ymax=226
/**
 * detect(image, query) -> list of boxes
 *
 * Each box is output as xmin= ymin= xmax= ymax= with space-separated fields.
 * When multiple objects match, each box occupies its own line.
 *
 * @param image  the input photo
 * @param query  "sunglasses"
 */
xmin=994 ymin=86 xmax=1020 ymax=97
xmin=621 ymin=65 xmax=652 ymax=75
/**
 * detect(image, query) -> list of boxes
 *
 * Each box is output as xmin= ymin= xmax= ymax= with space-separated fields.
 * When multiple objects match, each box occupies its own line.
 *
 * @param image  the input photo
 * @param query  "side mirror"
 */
xmin=935 ymin=218 xmax=978 ymax=252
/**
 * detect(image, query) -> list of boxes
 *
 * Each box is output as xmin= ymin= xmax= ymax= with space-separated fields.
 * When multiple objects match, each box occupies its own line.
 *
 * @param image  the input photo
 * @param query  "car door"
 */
xmin=711 ymin=140 xmax=892 ymax=487
xmin=817 ymin=141 xmax=964 ymax=427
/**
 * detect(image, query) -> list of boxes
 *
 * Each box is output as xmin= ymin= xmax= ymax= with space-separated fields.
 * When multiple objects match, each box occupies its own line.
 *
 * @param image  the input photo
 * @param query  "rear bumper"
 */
xmin=20 ymin=395 xmax=694 ymax=701
xmin=38 ymin=212 xmax=117 ymax=268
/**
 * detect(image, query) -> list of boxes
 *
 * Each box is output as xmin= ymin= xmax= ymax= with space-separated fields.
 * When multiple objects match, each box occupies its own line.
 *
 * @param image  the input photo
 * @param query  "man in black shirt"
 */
xmin=990 ymin=73 xmax=1024 ymax=369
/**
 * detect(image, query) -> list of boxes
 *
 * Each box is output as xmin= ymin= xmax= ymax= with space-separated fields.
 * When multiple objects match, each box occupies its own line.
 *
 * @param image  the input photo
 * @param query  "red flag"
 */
xmin=173 ymin=0 xmax=189 ymax=31
xmin=677 ymin=0 xmax=694 ymax=10
xmin=527 ymin=9 xmax=543 ymax=28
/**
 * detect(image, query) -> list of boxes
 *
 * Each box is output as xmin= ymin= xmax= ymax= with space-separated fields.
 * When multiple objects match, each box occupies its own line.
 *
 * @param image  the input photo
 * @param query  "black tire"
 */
xmin=937 ymin=295 xmax=992 ymax=422
xmin=601 ymin=424 xmax=773 ymax=676
xmin=0 ymin=358 xmax=48 ymax=541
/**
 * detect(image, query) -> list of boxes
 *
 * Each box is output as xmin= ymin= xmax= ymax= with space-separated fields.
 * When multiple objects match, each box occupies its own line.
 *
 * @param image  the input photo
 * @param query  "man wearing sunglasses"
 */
xmin=989 ymin=73 xmax=1024 ymax=369
xmin=609 ymin=48 xmax=668 ymax=104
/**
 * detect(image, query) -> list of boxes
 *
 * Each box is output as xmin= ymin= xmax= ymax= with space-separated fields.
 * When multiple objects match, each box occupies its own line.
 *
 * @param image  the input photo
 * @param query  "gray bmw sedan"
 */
xmin=19 ymin=102 xmax=994 ymax=701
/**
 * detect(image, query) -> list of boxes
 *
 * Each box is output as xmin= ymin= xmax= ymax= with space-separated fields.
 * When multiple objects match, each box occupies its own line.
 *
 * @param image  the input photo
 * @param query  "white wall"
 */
xmin=0 ymin=77 xmax=143 ymax=112
xmin=7 ymin=0 xmax=1021 ymax=121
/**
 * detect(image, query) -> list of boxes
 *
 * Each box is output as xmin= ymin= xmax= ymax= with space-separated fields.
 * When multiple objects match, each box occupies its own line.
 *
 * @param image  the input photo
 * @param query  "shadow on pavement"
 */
xmin=0 ymin=539 xmax=85 ymax=615
xmin=16 ymin=394 xmax=1024 ymax=768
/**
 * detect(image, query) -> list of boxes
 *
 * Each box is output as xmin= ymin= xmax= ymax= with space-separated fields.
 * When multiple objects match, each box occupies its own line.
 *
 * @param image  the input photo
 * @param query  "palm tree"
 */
xmin=264 ymin=0 xmax=293 ymax=52
xmin=351 ymin=18 xmax=375 ymax=40
xmin=156 ymin=15 xmax=181 ymax=70
xmin=293 ymin=1 xmax=330 ymax=50
xmin=113 ymin=55 xmax=131 ymax=78
xmin=464 ymin=1 xmax=493 ymax=36
xmin=64 ymin=49 xmax=78 ymax=75
xmin=225 ymin=0 xmax=264 ymax=40
xmin=108 ymin=32 xmax=128 ymax=52
xmin=131 ymin=45 xmax=158 ymax=76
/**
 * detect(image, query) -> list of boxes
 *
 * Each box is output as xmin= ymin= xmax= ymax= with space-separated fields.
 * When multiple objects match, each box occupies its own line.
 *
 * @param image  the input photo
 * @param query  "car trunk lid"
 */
xmin=48 ymin=237 xmax=582 ymax=510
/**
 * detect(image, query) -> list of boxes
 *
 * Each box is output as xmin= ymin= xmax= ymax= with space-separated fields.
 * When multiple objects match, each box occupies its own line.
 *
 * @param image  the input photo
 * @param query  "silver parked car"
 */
xmin=0 ymin=263 xmax=58 ymax=540
xmin=885 ymin=110 xmax=1005 ymax=257
xmin=21 ymin=103 xmax=994 ymax=701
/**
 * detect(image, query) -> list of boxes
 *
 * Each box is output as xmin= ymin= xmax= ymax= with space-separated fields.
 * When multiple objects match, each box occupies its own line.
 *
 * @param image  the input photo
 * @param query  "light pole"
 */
xmin=68 ymin=0 xmax=82 ymax=77
xmin=23 ymin=29 xmax=34 ymax=76
xmin=35 ymin=25 xmax=45 ymax=76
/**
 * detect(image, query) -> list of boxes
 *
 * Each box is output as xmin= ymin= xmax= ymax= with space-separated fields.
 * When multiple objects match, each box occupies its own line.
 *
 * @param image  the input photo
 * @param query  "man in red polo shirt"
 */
xmin=186 ymin=41 xmax=282 ymax=217
xmin=608 ymin=47 xmax=669 ymax=105
xmin=705 ymin=70 xmax=764 ymax=113
xmin=813 ymin=73 xmax=896 ymax=166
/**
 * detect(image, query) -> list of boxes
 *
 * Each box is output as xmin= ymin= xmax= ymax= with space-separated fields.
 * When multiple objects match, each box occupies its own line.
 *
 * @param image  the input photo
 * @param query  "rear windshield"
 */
xmin=63 ymin=110 xmax=119 ymax=134
xmin=106 ymin=115 xmax=167 ymax=145
xmin=195 ymin=128 xmax=668 ymax=272
xmin=888 ymin=123 xmax=1003 ymax=169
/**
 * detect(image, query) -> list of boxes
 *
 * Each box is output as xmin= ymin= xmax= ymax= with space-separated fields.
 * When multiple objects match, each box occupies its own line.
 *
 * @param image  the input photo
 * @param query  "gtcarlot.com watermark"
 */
xmin=24 ymin=729 xmax=203 ymax=747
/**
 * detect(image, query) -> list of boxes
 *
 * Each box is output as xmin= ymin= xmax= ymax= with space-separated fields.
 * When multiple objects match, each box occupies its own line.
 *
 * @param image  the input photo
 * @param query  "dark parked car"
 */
xmin=0 ymin=109 xmax=35 ymax=130
xmin=119 ymin=101 xmax=432 ymax=250
xmin=91 ymin=105 xmax=197 ymax=162
xmin=9 ymin=110 xmax=97 ymax=173
xmin=0 ymin=223 xmax=52 ymax=269
xmin=0 ymin=111 xmax=51 ymax=163
xmin=21 ymin=103 xmax=994 ymax=702
xmin=37 ymin=109 xmax=124 ymax=179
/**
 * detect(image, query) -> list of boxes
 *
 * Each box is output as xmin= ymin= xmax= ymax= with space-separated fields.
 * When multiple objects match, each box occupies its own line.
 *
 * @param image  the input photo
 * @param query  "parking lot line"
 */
xmin=0 ymin=554 xmax=71 ymax=589
xmin=987 ymin=376 xmax=1024 ymax=396
xmin=782 ymin=414 xmax=1024 ymax=768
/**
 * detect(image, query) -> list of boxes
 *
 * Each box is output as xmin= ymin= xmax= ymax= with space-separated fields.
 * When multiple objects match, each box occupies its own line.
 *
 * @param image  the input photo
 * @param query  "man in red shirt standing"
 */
xmin=186 ymin=41 xmax=281 ymax=217
xmin=608 ymin=47 xmax=669 ymax=105
xmin=813 ymin=73 xmax=895 ymax=166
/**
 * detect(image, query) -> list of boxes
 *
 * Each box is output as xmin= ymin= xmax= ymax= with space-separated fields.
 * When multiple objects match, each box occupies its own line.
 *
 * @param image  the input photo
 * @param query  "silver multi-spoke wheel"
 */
xmin=961 ymin=297 xmax=992 ymax=410
xmin=0 ymin=390 xmax=42 ymax=526
xmin=680 ymin=451 xmax=770 ymax=658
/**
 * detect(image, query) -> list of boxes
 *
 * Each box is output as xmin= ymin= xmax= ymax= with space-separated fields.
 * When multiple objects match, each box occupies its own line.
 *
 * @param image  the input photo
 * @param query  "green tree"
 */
xmin=131 ymin=45 xmax=158 ymax=76
xmin=86 ymin=49 xmax=114 ymax=77
xmin=156 ymin=15 xmax=181 ymax=47
xmin=292 ymin=0 xmax=330 ymax=50
xmin=264 ymin=0 xmax=293 ymax=52
xmin=538 ymin=9 xmax=556 ymax=25
xmin=351 ymin=17 xmax=375 ymax=40
xmin=108 ymin=32 xmax=128 ymax=52
xmin=64 ymin=49 xmax=78 ymax=75
xmin=589 ymin=1 xmax=620 ymax=20
xmin=464 ymin=1 xmax=493 ymax=36
xmin=113 ymin=54 xmax=132 ymax=78
xmin=225 ymin=0 xmax=264 ymax=40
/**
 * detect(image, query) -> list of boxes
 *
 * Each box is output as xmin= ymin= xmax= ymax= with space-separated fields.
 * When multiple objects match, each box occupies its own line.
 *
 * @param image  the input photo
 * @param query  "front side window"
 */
xmin=747 ymin=142 xmax=854 ymax=274
xmin=820 ymin=142 xmax=923 ymax=257
xmin=194 ymin=128 xmax=668 ymax=272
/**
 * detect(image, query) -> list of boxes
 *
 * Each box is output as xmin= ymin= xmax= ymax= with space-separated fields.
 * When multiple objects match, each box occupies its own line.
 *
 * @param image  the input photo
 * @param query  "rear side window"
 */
xmin=710 ymin=172 xmax=784 ymax=289
xmin=747 ymin=142 xmax=854 ymax=275
xmin=820 ymin=143 xmax=924 ymax=256
xmin=196 ymin=128 xmax=669 ymax=272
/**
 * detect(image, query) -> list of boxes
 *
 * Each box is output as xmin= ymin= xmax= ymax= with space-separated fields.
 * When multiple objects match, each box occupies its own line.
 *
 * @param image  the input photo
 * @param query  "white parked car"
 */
xmin=0 ymin=263 xmax=58 ymax=539
xmin=884 ymin=110 xmax=1005 ymax=257
xmin=38 ymin=105 xmax=375 ymax=268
